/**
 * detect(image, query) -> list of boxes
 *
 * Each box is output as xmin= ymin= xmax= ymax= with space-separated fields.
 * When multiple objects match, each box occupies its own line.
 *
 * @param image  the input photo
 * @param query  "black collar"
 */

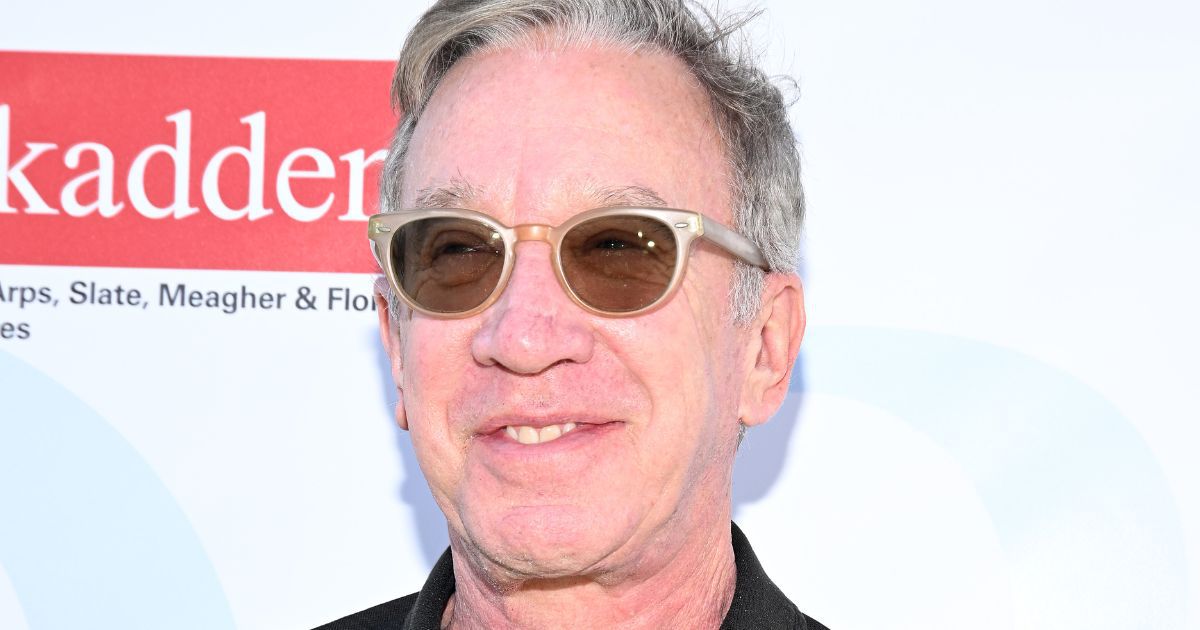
xmin=722 ymin=522 xmax=826 ymax=629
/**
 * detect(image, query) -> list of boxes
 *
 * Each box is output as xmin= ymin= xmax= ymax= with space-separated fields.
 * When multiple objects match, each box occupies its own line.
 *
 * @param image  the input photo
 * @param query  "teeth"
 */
xmin=505 ymin=422 xmax=579 ymax=445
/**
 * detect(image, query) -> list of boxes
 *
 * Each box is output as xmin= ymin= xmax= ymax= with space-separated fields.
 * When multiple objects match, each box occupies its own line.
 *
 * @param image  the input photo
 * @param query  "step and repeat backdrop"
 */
xmin=2 ymin=1 xmax=1197 ymax=629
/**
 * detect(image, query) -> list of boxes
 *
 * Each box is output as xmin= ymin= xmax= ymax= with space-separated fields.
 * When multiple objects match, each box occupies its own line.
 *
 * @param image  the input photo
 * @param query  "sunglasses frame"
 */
xmin=368 ymin=206 xmax=770 ymax=318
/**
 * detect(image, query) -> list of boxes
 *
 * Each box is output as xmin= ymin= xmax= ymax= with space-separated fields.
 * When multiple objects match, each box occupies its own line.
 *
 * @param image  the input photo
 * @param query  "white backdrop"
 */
xmin=1 ymin=1 xmax=1197 ymax=628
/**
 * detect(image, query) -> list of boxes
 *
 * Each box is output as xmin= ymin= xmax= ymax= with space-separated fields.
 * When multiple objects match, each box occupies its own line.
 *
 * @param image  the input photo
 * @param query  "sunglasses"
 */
xmin=368 ymin=207 xmax=769 ymax=318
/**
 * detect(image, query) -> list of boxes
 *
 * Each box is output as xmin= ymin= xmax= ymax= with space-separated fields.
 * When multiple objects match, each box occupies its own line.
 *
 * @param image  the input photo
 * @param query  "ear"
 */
xmin=374 ymin=277 xmax=409 ymax=431
xmin=738 ymin=273 xmax=805 ymax=427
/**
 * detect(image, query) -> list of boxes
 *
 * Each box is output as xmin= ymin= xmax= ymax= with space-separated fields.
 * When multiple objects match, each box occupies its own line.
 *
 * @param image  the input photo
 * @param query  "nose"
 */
xmin=470 ymin=241 xmax=595 ymax=374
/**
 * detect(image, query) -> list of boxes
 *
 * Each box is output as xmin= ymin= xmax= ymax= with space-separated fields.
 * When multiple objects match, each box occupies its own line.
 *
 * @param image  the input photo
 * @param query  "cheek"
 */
xmin=402 ymin=319 xmax=476 ymax=398
xmin=670 ymin=259 xmax=749 ymax=430
xmin=617 ymin=304 xmax=730 ymax=456
xmin=400 ymin=321 xmax=477 ymax=492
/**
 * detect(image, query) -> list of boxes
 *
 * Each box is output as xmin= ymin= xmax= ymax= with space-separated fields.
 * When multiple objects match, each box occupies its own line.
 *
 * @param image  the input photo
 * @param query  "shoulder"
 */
xmin=311 ymin=592 xmax=419 ymax=630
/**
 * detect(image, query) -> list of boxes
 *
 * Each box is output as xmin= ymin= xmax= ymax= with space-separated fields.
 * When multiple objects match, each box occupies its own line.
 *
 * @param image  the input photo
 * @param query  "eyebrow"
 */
xmin=412 ymin=178 xmax=482 ymax=209
xmin=410 ymin=181 xmax=668 ymax=210
xmin=587 ymin=184 xmax=668 ymax=208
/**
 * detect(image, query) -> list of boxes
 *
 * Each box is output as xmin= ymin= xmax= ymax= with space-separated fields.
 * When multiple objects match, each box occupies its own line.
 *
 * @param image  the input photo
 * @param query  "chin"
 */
xmin=465 ymin=501 xmax=640 ymax=580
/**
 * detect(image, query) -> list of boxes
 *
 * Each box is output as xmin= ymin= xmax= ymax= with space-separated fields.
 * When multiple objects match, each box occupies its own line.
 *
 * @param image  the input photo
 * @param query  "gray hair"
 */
xmin=382 ymin=0 xmax=803 ymax=322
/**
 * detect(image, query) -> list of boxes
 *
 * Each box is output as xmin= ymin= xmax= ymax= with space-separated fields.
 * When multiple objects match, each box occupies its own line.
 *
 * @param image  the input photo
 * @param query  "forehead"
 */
xmin=401 ymin=41 xmax=732 ymax=224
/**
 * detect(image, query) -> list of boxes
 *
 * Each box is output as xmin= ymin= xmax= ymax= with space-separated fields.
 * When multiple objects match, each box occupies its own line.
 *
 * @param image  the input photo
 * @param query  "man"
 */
xmin=320 ymin=0 xmax=822 ymax=627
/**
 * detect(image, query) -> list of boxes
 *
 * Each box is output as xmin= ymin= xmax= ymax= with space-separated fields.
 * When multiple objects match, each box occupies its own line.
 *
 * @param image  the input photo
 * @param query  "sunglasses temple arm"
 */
xmin=368 ymin=239 xmax=386 ymax=270
xmin=367 ymin=218 xmax=391 ymax=270
xmin=700 ymin=217 xmax=771 ymax=271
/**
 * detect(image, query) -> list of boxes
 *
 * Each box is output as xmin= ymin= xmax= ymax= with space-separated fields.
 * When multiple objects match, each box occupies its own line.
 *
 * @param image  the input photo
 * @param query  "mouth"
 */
xmin=476 ymin=417 xmax=622 ymax=447
xmin=471 ymin=417 xmax=627 ymax=479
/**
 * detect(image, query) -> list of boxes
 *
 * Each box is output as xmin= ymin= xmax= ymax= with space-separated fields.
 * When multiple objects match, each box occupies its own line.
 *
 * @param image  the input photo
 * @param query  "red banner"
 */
xmin=0 ymin=51 xmax=395 ymax=272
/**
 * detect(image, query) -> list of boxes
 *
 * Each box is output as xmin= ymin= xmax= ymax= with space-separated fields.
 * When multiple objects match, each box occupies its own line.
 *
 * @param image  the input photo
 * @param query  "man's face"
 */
xmin=384 ymin=43 xmax=756 ymax=578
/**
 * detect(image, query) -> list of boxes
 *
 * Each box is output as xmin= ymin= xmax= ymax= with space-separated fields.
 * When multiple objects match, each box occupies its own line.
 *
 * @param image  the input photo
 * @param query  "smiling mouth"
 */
xmin=503 ymin=422 xmax=578 ymax=445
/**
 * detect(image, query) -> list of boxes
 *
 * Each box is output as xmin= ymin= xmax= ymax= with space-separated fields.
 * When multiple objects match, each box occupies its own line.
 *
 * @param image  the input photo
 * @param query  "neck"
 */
xmin=443 ymin=519 xmax=737 ymax=630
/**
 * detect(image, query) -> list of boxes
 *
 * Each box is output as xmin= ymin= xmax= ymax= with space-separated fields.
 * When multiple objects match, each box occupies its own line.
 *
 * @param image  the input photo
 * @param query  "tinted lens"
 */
xmin=561 ymin=215 xmax=678 ymax=312
xmin=392 ymin=217 xmax=505 ymax=313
